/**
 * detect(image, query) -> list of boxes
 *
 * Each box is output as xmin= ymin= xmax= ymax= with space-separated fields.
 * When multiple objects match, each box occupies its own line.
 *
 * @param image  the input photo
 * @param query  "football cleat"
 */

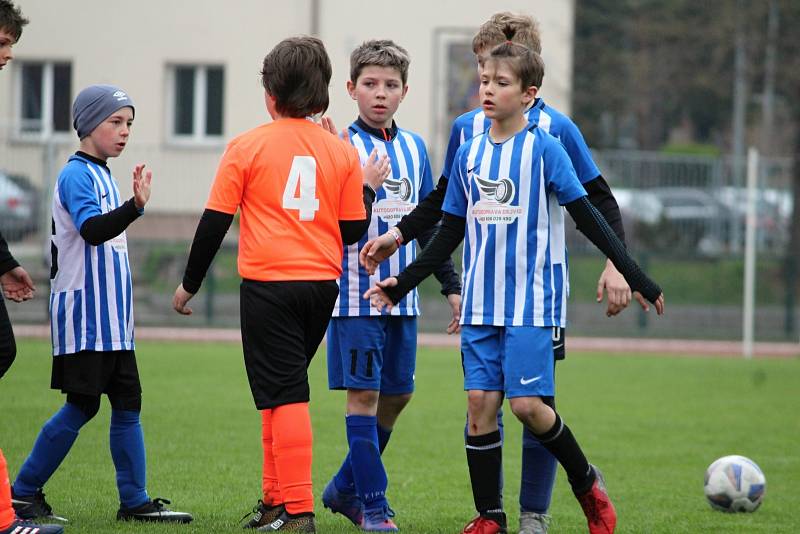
xmin=0 ymin=518 xmax=65 ymax=534
xmin=360 ymin=506 xmax=398 ymax=532
xmin=518 ymin=511 xmax=550 ymax=534
xmin=321 ymin=479 xmax=362 ymax=525
xmin=575 ymin=465 xmax=616 ymax=534
xmin=256 ymin=510 xmax=315 ymax=532
xmin=241 ymin=500 xmax=285 ymax=529
xmin=116 ymin=497 xmax=193 ymax=523
xmin=461 ymin=514 xmax=507 ymax=534
xmin=11 ymin=488 xmax=67 ymax=522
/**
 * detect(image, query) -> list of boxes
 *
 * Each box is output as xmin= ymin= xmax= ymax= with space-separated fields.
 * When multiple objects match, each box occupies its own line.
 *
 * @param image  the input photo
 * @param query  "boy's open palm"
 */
xmin=133 ymin=163 xmax=152 ymax=209
xmin=363 ymin=277 xmax=398 ymax=312
xmin=363 ymin=148 xmax=390 ymax=191
xmin=1 ymin=266 xmax=35 ymax=302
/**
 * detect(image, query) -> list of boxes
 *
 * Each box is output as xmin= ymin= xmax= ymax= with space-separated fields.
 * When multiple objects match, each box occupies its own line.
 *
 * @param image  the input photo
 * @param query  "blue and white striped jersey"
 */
xmin=50 ymin=153 xmax=134 ymax=355
xmin=332 ymin=122 xmax=434 ymax=317
xmin=443 ymin=125 xmax=586 ymax=327
xmin=442 ymin=98 xmax=600 ymax=184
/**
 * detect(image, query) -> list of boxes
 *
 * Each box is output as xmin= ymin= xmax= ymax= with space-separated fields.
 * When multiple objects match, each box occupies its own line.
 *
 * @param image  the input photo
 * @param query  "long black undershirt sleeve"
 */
xmin=417 ymin=222 xmax=461 ymax=296
xmin=565 ymin=196 xmax=661 ymax=302
xmin=182 ymin=209 xmax=234 ymax=294
xmin=384 ymin=212 xmax=465 ymax=304
xmin=394 ymin=175 xmax=448 ymax=242
xmin=339 ymin=186 xmax=375 ymax=245
xmin=0 ymin=230 xmax=19 ymax=276
xmin=583 ymin=174 xmax=626 ymax=244
xmin=79 ymin=198 xmax=142 ymax=246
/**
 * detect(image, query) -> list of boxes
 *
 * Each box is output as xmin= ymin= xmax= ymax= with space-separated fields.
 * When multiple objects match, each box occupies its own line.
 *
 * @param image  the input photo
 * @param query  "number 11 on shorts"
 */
xmin=283 ymin=155 xmax=320 ymax=221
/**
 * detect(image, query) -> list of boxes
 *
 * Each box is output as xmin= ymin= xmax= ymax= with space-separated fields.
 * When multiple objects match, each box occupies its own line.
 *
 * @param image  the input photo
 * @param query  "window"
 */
xmin=17 ymin=61 xmax=72 ymax=138
xmin=168 ymin=65 xmax=224 ymax=142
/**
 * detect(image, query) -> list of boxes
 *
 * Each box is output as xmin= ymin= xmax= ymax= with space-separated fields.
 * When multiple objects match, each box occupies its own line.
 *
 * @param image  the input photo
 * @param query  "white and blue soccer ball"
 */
xmin=703 ymin=455 xmax=766 ymax=512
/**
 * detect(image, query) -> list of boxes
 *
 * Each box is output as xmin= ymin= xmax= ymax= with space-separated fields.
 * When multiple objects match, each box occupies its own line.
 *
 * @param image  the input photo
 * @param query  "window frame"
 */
xmin=13 ymin=59 xmax=74 ymax=142
xmin=166 ymin=63 xmax=225 ymax=147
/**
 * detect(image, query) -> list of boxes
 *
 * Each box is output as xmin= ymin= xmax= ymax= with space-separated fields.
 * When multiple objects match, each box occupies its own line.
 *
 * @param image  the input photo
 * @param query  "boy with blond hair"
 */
xmin=174 ymin=36 xmax=389 ymax=532
xmin=320 ymin=39 xmax=461 ymax=532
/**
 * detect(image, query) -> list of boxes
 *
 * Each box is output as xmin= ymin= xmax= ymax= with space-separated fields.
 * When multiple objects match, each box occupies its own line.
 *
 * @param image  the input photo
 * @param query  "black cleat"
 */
xmin=11 ymin=487 xmax=67 ymax=522
xmin=241 ymin=500 xmax=285 ymax=529
xmin=256 ymin=510 xmax=315 ymax=532
xmin=116 ymin=497 xmax=193 ymax=523
xmin=0 ymin=518 xmax=65 ymax=534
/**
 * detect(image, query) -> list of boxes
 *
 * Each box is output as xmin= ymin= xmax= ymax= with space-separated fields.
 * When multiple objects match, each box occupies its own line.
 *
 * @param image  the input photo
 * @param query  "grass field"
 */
xmin=1 ymin=339 xmax=798 ymax=533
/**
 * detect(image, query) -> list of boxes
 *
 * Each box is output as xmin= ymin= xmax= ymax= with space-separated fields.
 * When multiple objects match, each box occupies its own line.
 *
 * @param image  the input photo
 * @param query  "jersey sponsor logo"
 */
xmin=520 ymin=375 xmax=543 ymax=385
xmin=373 ymin=176 xmax=415 ymax=223
xmin=471 ymin=172 xmax=522 ymax=225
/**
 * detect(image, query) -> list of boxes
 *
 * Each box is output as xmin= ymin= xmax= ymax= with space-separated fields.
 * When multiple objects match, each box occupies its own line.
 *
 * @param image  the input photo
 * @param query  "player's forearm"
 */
xmin=79 ymin=198 xmax=141 ymax=246
xmin=565 ymin=196 xmax=660 ymax=302
xmin=182 ymin=209 xmax=234 ymax=294
xmin=339 ymin=186 xmax=376 ymax=245
xmin=0 ymin=231 xmax=19 ymax=276
xmin=584 ymin=175 xmax=626 ymax=245
xmin=417 ymin=222 xmax=461 ymax=296
xmin=386 ymin=213 xmax=465 ymax=303
xmin=394 ymin=176 xmax=448 ymax=242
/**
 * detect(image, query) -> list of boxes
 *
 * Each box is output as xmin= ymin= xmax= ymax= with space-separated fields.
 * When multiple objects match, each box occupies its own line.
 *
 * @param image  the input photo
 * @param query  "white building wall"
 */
xmin=0 ymin=0 xmax=573 ymax=216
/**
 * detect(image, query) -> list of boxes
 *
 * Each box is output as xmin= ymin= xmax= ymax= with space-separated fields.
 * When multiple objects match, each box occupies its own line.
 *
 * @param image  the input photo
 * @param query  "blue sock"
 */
xmin=334 ymin=423 xmax=393 ymax=495
xmin=110 ymin=409 xmax=149 ymax=509
xmin=342 ymin=415 xmax=387 ymax=511
xmin=519 ymin=426 xmax=557 ymax=514
xmin=14 ymin=403 xmax=89 ymax=495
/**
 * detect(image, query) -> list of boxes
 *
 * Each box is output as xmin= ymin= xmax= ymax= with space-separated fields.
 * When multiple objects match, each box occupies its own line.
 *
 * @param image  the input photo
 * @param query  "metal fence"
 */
xmin=2 ymin=138 xmax=798 ymax=343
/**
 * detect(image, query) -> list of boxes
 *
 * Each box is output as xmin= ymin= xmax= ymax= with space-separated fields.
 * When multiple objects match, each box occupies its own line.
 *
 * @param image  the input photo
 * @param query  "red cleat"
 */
xmin=461 ymin=515 xmax=507 ymax=534
xmin=575 ymin=465 xmax=617 ymax=534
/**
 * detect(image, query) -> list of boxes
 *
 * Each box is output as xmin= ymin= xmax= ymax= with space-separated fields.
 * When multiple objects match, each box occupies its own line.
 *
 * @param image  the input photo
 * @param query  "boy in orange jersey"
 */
xmin=173 ymin=36 xmax=389 ymax=533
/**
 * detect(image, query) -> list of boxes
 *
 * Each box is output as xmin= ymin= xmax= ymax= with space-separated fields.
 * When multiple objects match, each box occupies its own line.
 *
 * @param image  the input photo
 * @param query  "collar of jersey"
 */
xmin=352 ymin=116 xmax=398 ymax=142
xmin=72 ymin=150 xmax=110 ymax=168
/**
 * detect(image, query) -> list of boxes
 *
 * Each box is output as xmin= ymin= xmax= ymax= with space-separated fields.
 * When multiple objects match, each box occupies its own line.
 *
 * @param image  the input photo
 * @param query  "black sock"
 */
xmin=533 ymin=413 xmax=595 ymax=495
xmin=465 ymin=430 xmax=504 ymax=523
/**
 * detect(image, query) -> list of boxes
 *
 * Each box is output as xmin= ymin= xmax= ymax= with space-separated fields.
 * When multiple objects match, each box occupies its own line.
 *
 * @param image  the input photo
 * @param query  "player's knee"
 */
xmin=509 ymin=396 xmax=547 ymax=423
xmin=380 ymin=392 xmax=412 ymax=414
xmin=109 ymin=392 xmax=142 ymax=413
xmin=346 ymin=388 xmax=380 ymax=415
xmin=66 ymin=393 xmax=102 ymax=420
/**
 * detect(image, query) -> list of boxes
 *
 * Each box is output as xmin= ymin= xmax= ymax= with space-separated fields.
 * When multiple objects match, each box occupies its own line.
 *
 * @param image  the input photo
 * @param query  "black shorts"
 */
xmin=0 ymin=296 xmax=16 ymax=379
xmin=51 ymin=349 xmax=142 ymax=398
xmin=240 ymin=279 xmax=338 ymax=410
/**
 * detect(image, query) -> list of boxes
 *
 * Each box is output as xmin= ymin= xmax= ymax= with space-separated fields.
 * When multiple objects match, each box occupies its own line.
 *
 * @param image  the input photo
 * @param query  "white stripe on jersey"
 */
xmin=537 ymin=109 xmax=552 ymax=134
xmin=532 ymin=159 xmax=549 ymax=325
xmin=513 ymin=133 xmax=535 ymax=326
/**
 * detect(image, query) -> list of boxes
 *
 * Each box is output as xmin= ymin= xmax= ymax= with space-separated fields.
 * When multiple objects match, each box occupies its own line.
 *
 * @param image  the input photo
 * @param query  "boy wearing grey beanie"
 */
xmin=11 ymin=84 xmax=193 ymax=526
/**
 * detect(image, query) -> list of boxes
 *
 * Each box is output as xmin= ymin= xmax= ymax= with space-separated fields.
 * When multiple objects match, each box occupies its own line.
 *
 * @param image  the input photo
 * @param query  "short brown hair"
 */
xmin=350 ymin=39 xmax=410 ymax=85
xmin=472 ymin=12 xmax=541 ymax=55
xmin=261 ymin=36 xmax=332 ymax=118
xmin=0 ymin=0 xmax=28 ymax=41
xmin=487 ymin=25 xmax=544 ymax=89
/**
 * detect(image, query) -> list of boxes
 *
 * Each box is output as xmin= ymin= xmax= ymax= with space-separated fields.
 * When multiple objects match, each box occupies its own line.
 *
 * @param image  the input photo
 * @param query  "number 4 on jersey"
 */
xmin=282 ymin=155 xmax=320 ymax=221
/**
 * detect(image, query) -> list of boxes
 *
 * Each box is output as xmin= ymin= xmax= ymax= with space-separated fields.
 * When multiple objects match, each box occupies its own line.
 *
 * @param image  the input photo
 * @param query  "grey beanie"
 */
xmin=72 ymin=84 xmax=135 ymax=139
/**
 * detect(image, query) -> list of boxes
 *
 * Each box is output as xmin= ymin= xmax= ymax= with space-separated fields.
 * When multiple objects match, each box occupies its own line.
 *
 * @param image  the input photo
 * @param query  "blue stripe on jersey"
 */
xmin=56 ymin=292 xmax=66 ymax=351
xmin=96 ymin=243 xmax=112 ymax=347
xmin=83 ymin=242 xmax=96 ymax=349
xmin=332 ymin=123 xmax=433 ymax=317
xmin=72 ymin=289 xmax=82 ymax=349
xmin=112 ymin=250 xmax=126 ymax=347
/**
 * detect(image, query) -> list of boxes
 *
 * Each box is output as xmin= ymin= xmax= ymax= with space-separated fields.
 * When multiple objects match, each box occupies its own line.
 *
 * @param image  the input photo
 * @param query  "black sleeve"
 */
xmin=384 ymin=212 xmax=465 ymax=304
xmin=339 ymin=186 xmax=375 ymax=245
xmin=565 ymin=196 xmax=661 ymax=302
xmin=78 ymin=198 xmax=141 ymax=246
xmin=394 ymin=175 xmax=448 ymax=242
xmin=0 ymin=230 xmax=20 ymax=276
xmin=417 ymin=222 xmax=461 ymax=296
xmin=583 ymin=175 xmax=626 ymax=244
xmin=182 ymin=209 xmax=234 ymax=294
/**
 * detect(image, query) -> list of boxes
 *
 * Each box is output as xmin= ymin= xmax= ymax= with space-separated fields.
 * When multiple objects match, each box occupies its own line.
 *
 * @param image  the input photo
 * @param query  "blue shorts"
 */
xmin=327 ymin=316 xmax=417 ymax=395
xmin=461 ymin=325 xmax=556 ymax=398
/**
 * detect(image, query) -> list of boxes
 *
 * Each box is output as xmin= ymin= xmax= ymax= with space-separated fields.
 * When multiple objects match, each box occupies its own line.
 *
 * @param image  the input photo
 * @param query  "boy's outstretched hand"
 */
xmin=363 ymin=148 xmax=390 ymax=192
xmin=172 ymin=283 xmax=195 ymax=315
xmin=320 ymin=116 xmax=351 ymax=143
xmin=643 ymin=291 xmax=665 ymax=315
xmin=132 ymin=163 xmax=152 ymax=210
xmin=0 ymin=266 xmax=35 ymax=302
xmin=363 ymin=277 xmax=398 ymax=312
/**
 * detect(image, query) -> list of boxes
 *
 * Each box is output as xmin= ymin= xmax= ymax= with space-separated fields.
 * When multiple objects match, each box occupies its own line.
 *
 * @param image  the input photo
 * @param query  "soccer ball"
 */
xmin=703 ymin=455 xmax=766 ymax=512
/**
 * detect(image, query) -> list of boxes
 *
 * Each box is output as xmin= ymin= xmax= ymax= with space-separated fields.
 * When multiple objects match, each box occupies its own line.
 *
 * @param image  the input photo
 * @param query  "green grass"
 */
xmin=2 ymin=340 xmax=799 ymax=533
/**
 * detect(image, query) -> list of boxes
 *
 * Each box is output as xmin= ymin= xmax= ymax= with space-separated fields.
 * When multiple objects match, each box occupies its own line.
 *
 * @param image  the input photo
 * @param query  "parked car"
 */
xmin=0 ymin=172 xmax=38 ymax=241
